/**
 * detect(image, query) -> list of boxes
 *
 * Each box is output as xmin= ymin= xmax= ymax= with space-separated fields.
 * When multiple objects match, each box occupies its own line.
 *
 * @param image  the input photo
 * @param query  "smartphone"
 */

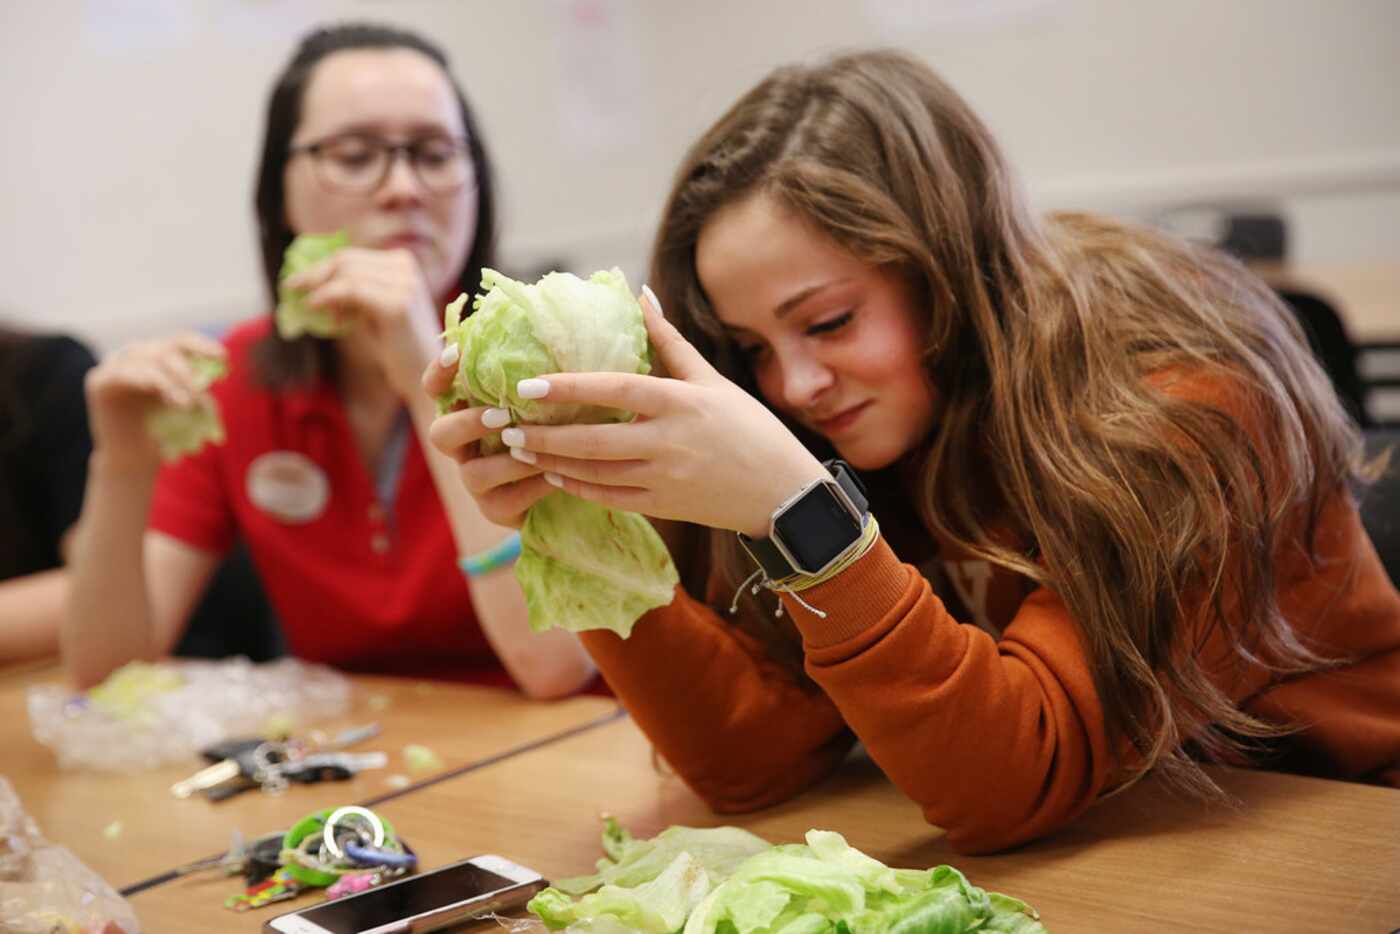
xmin=263 ymin=854 xmax=548 ymax=934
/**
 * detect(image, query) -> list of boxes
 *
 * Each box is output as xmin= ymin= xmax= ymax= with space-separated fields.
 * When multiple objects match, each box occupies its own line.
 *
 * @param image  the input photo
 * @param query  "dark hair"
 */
xmin=251 ymin=22 xmax=498 ymax=386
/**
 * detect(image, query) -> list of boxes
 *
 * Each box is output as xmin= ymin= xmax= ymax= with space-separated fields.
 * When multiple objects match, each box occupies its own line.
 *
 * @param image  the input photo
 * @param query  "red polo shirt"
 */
xmin=149 ymin=316 xmax=512 ymax=686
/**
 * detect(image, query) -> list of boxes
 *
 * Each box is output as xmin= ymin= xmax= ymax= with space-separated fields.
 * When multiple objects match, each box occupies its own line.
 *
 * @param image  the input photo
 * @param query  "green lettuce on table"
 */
xmin=276 ymin=230 xmax=350 ymax=339
xmin=144 ymin=353 xmax=227 ymax=461
xmin=530 ymin=821 xmax=1047 ymax=934
xmin=438 ymin=268 xmax=679 ymax=637
xmin=554 ymin=818 xmax=773 ymax=896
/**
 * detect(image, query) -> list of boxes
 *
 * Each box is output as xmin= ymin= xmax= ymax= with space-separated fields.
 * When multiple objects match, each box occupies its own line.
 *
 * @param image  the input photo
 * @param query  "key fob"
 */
xmin=200 ymin=737 xmax=266 ymax=764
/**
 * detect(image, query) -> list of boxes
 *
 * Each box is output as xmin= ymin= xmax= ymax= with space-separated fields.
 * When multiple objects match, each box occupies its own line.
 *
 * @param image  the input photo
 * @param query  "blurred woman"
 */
xmin=65 ymin=23 xmax=594 ymax=697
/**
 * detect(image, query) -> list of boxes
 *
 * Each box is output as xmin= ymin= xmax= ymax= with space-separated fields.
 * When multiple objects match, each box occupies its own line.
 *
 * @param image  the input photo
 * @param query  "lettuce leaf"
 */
xmin=276 ymin=230 xmax=350 ymax=339
xmin=439 ymin=268 xmax=678 ymax=636
xmin=533 ymin=821 xmax=1047 ymax=934
xmin=515 ymin=493 xmax=678 ymax=637
xmin=144 ymin=353 xmax=227 ymax=461
xmin=554 ymin=820 xmax=772 ymax=896
xmin=532 ymin=852 xmax=712 ymax=933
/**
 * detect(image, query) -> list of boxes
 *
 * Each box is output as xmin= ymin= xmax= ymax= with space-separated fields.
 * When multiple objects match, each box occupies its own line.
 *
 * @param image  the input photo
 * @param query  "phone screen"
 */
xmin=292 ymin=862 xmax=523 ymax=932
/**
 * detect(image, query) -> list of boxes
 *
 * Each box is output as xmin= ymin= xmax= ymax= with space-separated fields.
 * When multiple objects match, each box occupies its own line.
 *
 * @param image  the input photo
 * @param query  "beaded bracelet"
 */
xmin=458 ymin=531 xmax=522 ymax=578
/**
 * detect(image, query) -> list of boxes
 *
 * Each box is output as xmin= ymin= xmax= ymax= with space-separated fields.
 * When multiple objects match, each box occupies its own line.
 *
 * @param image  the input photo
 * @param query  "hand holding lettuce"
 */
xmin=144 ymin=353 xmax=227 ymax=461
xmin=438 ymin=268 xmax=678 ymax=637
xmin=438 ymin=267 xmax=651 ymax=424
xmin=529 ymin=820 xmax=1047 ymax=934
xmin=276 ymin=230 xmax=351 ymax=339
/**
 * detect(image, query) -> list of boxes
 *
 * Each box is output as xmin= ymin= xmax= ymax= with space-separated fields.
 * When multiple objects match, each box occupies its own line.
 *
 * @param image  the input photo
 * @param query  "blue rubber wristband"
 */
xmin=459 ymin=532 xmax=522 ymax=578
xmin=344 ymin=841 xmax=418 ymax=868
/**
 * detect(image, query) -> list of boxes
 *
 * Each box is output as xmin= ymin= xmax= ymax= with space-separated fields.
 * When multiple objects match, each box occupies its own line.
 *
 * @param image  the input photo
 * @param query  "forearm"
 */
xmin=581 ymin=588 xmax=854 ymax=810
xmin=63 ymin=452 xmax=160 ymax=688
xmin=784 ymin=539 xmax=1115 ymax=853
xmin=408 ymin=396 xmax=595 ymax=698
xmin=0 ymin=569 xmax=66 ymax=662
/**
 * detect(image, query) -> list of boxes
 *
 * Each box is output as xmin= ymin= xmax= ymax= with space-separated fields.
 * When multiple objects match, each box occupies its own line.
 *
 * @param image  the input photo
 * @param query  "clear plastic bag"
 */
xmin=27 ymin=657 xmax=351 ymax=771
xmin=489 ymin=912 xmax=650 ymax=934
xmin=0 ymin=776 xmax=140 ymax=933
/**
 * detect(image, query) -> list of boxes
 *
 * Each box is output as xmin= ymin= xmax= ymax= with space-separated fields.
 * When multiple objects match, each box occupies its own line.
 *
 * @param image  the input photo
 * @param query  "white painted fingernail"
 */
xmin=642 ymin=283 xmax=663 ymax=315
xmin=439 ymin=343 xmax=460 ymax=367
xmin=481 ymin=408 xmax=511 ymax=429
xmin=516 ymin=378 xmax=549 ymax=399
xmin=544 ymin=472 xmax=563 ymax=488
xmin=509 ymin=446 xmax=537 ymax=465
xmin=501 ymin=427 xmax=525 ymax=447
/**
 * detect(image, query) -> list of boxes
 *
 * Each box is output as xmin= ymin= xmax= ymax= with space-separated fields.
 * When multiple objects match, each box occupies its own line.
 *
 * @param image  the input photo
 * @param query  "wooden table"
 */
xmin=0 ymin=662 xmax=619 ymax=895
xmin=131 ymin=713 xmax=1400 ymax=933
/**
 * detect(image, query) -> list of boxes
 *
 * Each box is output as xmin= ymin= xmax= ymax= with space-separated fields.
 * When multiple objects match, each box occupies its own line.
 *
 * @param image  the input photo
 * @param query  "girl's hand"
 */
xmin=284 ymin=246 xmax=441 ymax=398
xmin=495 ymin=289 xmax=826 ymax=538
xmin=423 ymin=347 xmax=552 ymax=529
xmin=84 ymin=332 xmax=228 ymax=470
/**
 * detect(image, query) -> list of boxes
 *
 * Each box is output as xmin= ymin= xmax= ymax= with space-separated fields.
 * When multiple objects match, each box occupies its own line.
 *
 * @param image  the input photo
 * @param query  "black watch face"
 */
xmin=773 ymin=483 xmax=862 ymax=573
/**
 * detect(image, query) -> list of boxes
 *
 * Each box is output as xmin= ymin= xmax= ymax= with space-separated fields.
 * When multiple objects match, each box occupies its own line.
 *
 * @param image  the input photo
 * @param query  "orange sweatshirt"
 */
xmin=582 ymin=479 xmax=1400 ymax=855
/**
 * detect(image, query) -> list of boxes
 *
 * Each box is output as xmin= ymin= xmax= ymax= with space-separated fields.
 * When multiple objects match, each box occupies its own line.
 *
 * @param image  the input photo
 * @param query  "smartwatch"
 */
xmin=738 ymin=459 xmax=870 ymax=580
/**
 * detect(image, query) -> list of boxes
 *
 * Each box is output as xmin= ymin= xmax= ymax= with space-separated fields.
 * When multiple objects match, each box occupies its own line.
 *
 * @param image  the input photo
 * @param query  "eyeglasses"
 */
xmin=289 ymin=132 xmax=475 ymax=195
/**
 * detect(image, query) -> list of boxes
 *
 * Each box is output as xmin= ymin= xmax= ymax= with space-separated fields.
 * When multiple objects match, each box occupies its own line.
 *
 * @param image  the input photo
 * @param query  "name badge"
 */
xmin=246 ymin=451 xmax=330 ymax=524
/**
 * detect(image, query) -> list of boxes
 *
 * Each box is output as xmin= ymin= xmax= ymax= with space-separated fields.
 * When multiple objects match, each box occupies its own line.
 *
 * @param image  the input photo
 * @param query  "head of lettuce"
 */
xmin=438 ymin=268 xmax=679 ymax=638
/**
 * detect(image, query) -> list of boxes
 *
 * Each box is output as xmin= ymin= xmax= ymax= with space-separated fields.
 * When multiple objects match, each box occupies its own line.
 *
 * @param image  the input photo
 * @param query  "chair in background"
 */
xmin=1154 ymin=205 xmax=1372 ymax=426
xmin=1220 ymin=212 xmax=1371 ymax=426
xmin=1274 ymin=287 xmax=1371 ymax=427
xmin=1359 ymin=428 xmax=1400 ymax=588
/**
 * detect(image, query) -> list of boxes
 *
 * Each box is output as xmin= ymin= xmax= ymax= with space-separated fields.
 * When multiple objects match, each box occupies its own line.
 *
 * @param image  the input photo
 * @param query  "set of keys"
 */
xmin=170 ymin=724 xmax=386 ymax=801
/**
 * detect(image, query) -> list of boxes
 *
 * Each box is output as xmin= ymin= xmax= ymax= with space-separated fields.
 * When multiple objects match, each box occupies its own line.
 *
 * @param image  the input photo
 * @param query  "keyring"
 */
xmin=322 ymin=805 xmax=385 ymax=859
xmin=251 ymin=741 xmax=290 ymax=795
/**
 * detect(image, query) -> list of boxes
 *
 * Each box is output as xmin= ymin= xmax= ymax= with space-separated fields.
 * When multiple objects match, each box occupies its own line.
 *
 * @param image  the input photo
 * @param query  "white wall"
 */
xmin=2 ymin=0 xmax=1397 ymax=351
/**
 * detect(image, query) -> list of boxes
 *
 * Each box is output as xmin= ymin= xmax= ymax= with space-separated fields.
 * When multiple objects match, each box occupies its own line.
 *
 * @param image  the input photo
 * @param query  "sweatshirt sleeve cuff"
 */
xmin=781 ymin=536 xmax=913 ymax=650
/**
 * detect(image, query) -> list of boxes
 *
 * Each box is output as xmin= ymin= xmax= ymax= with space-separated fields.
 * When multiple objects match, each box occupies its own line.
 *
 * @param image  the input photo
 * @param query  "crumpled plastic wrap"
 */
xmin=0 ymin=776 xmax=140 ymax=933
xmin=27 ymin=657 xmax=351 ymax=771
xmin=490 ymin=914 xmax=638 ymax=934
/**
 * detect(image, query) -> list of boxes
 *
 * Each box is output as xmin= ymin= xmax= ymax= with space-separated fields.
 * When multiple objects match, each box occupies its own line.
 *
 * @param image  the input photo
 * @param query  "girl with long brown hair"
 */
xmin=425 ymin=50 xmax=1400 ymax=852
